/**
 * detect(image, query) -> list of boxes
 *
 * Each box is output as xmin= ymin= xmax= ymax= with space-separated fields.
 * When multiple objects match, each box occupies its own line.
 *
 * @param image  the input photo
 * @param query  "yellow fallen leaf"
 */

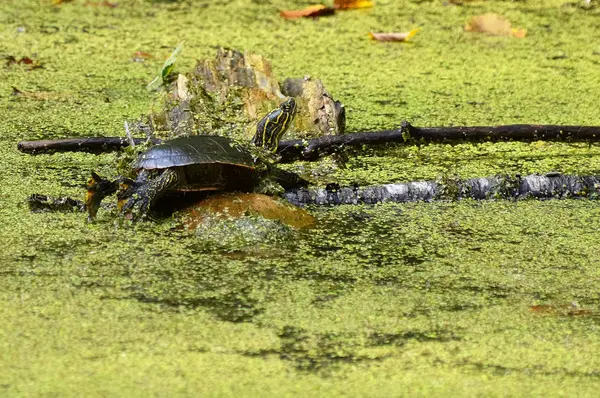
xmin=511 ymin=28 xmax=527 ymax=39
xmin=280 ymin=5 xmax=335 ymax=19
xmin=465 ymin=13 xmax=526 ymax=38
xmin=368 ymin=28 xmax=420 ymax=42
xmin=334 ymin=0 xmax=374 ymax=9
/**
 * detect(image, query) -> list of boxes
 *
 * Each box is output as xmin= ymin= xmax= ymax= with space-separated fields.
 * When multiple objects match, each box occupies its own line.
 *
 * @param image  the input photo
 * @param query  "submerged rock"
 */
xmin=175 ymin=192 xmax=315 ymax=246
xmin=179 ymin=192 xmax=315 ymax=230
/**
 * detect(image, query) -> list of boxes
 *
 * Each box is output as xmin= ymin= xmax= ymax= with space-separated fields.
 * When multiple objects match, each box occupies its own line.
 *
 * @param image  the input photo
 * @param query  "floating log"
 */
xmin=28 ymin=173 xmax=600 ymax=215
xmin=17 ymin=122 xmax=600 ymax=162
xmin=284 ymin=173 xmax=600 ymax=206
xmin=17 ymin=137 xmax=162 ymax=155
xmin=277 ymin=122 xmax=600 ymax=162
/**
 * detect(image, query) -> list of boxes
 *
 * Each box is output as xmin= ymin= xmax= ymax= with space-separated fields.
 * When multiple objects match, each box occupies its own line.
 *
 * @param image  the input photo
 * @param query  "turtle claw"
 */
xmin=117 ymin=168 xmax=179 ymax=222
xmin=118 ymin=185 xmax=151 ymax=221
xmin=120 ymin=198 xmax=150 ymax=221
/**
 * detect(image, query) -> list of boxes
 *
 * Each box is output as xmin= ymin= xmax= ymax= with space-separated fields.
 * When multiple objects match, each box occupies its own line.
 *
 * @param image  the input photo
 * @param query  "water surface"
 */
xmin=1 ymin=0 xmax=600 ymax=395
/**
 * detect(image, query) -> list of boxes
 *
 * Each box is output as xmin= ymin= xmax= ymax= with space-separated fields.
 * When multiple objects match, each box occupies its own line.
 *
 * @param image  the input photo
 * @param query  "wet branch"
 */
xmin=284 ymin=173 xmax=600 ymax=206
xmin=277 ymin=122 xmax=600 ymax=162
xmin=17 ymin=137 xmax=161 ymax=154
xmin=17 ymin=122 xmax=600 ymax=162
xmin=29 ymin=173 xmax=600 ymax=214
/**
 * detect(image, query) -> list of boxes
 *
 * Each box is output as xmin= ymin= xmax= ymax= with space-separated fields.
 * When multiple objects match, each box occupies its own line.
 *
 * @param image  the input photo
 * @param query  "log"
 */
xmin=17 ymin=137 xmax=161 ymax=154
xmin=17 ymin=122 xmax=600 ymax=162
xmin=277 ymin=122 xmax=600 ymax=162
xmin=28 ymin=173 xmax=600 ymax=215
xmin=283 ymin=173 xmax=600 ymax=206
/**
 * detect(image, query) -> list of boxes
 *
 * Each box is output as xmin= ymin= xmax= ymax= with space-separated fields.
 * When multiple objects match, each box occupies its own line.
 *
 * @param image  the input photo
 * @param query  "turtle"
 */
xmin=85 ymin=97 xmax=302 ymax=220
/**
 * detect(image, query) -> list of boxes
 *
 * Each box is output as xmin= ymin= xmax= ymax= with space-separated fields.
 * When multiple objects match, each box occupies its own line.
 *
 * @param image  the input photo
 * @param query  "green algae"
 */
xmin=2 ymin=0 xmax=600 ymax=396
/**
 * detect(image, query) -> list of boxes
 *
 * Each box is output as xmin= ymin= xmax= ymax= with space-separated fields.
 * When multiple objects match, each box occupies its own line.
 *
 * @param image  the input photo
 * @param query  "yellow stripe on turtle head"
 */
xmin=253 ymin=97 xmax=297 ymax=152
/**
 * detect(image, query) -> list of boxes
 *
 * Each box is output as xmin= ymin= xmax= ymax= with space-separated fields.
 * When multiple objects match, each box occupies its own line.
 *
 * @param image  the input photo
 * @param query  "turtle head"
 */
xmin=280 ymin=96 xmax=296 ymax=116
xmin=252 ymin=97 xmax=296 ymax=152
xmin=85 ymin=172 xmax=120 ymax=220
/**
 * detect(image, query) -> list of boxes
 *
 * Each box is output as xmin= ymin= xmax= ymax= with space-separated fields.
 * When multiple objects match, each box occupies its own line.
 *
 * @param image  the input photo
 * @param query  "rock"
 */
xmin=179 ymin=192 xmax=315 ymax=230
xmin=281 ymin=76 xmax=346 ymax=137
xmin=147 ymin=48 xmax=345 ymax=142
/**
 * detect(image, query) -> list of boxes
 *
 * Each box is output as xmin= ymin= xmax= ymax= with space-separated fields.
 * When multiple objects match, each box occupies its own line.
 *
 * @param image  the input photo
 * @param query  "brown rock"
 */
xmin=180 ymin=192 xmax=315 ymax=230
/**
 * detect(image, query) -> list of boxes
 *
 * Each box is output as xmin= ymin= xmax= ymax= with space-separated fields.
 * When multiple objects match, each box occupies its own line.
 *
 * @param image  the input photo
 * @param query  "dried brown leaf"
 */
xmin=465 ymin=13 xmax=527 ymax=38
xmin=5 ymin=56 xmax=43 ymax=70
xmin=530 ymin=303 xmax=593 ymax=317
xmin=132 ymin=51 xmax=153 ymax=62
xmin=369 ymin=28 xmax=420 ymax=42
xmin=280 ymin=5 xmax=335 ymax=19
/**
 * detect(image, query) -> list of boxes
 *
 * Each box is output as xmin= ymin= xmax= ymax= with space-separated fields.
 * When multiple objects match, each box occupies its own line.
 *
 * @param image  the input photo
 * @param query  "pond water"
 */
xmin=1 ymin=0 xmax=600 ymax=396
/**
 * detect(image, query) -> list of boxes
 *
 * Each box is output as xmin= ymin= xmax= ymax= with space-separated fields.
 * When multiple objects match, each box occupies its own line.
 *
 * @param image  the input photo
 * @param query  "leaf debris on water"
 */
xmin=84 ymin=1 xmax=119 ymax=7
xmin=465 ymin=13 xmax=527 ymax=38
xmin=280 ymin=5 xmax=336 ymax=19
xmin=4 ymin=56 xmax=44 ymax=70
xmin=132 ymin=51 xmax=153 ymax=63
xmin=369 ymin=28 xmax=421 ymax=42
xmin=334 ymin=0 xmax=374 ymax=9
xmin=280 ymin=0 xmax=373 ymax=19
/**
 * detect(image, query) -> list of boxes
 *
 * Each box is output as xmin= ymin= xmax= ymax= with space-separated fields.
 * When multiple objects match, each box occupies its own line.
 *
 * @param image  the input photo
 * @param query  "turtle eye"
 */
xmin=282 ymin=97 xmax=296 ymax=113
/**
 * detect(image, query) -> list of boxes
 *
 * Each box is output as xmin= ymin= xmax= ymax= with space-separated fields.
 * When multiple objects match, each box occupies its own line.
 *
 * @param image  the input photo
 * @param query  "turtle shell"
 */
xmin=133 ymin=135 xmax=255 ymax=171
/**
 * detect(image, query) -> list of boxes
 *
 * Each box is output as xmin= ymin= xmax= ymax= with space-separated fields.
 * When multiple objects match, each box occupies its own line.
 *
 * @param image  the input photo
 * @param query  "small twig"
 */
xmin=124 ymin=121 xmax=135 ymax=148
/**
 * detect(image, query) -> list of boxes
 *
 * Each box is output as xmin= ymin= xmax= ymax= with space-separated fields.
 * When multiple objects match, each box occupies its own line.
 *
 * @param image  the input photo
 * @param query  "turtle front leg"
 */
xmin=119 ymin=168 xmax=180 ymax=220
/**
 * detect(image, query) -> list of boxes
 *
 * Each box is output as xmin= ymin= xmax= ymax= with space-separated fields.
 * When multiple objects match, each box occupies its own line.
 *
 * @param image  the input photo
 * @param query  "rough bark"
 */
xmin=18 ymin=122 xmax=600 ymax=161
xmin=283 ymin=173 xmax=600 ymax=206
xmin=277 ymin=122 xmax=600 ymax=162
xmin=17 ymin=137 xmax=161 ymax=154
xmin=28 ymin=173 xmax=600 ymax=214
